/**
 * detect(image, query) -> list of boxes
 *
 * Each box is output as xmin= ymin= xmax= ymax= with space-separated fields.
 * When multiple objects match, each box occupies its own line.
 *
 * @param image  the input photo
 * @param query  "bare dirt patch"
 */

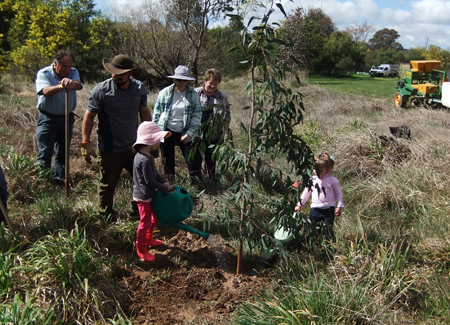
xmin=118 ymin=231 xmax=273 ymax=324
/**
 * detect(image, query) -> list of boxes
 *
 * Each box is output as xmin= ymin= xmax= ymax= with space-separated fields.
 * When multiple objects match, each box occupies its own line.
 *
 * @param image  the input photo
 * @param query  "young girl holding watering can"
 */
xmin=295 ymin=152 xmax=344 ymax=242
xmin=132 ymin=121 xmax=175 ymax=262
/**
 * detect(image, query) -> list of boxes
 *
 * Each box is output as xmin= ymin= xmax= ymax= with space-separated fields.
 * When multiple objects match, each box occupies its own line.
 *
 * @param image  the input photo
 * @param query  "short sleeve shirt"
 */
xmin=87 ymin=78 xmax=148 ymax=153
xmin=35 ymin=64 xmax=81 ymax=115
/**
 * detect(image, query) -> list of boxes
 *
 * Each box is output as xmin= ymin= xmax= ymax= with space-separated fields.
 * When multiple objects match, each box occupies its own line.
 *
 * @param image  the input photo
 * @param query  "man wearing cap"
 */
xmin=153 ymin=65 xmax=203 ymax=184
xmin=80 ymin=54 xmax=152 ymax=218
xmin=35 ymin=49 xmax=82 ymax=185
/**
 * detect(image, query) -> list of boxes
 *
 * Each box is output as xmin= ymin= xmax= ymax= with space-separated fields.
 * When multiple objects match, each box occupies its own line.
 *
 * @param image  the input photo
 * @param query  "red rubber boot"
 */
xmin=146 ymin=222 xmax=163 ymax=247
xmin=136 ymin=242 xmax=155 ymax=262
xmin=146 ymin=232 xmax=163 ymax=247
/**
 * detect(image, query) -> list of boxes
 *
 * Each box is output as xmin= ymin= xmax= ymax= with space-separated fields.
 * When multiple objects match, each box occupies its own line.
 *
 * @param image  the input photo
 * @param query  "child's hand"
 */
xmin=335 ymin=207 xmax=342 ymax=217
xmin=294 ymin=205 xmax=301 ymax=212
xmin=167 ymin=185 xmax=175 ymax=192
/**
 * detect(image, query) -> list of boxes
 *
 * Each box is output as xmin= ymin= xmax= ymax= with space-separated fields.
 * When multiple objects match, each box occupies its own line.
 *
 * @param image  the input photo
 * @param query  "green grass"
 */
xmin=307 ymin=74 xmax=399 ymax=99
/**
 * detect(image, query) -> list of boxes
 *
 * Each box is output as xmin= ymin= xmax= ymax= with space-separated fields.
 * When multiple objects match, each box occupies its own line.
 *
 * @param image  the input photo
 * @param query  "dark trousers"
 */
xmin=198 ymin=138 xmax=218 ymax=178
xmin=310 ymin=207 xmax=335 ymax=241
xmin=98 ymin=150 xmax=135 ymax=215
xmin=160 ymin=131 xmax=201 ymax=180
xmin=36 ymin=111 xmax=75 ymax=181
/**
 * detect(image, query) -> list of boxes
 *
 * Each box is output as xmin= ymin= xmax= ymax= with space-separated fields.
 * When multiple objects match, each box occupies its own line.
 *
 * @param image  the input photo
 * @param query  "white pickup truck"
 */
xmin=369 ymin=64 xmax=399 ymax=78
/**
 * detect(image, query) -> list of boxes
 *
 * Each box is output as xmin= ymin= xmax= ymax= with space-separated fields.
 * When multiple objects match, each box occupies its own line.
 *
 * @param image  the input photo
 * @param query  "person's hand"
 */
xmin=180 ymin=134 xmax=191 ymax=143
xmin=335 ymin=207 xmax=342 ymax=217
xmin=167 ymin=185 xmax=175 ymax=192
xmin=294 ymin=205 xmax=301 ymax=212
xmin=79 ymin=141 xmax=97 ymax=164
xmin=60 ymin=78 xmax=78 ymax=91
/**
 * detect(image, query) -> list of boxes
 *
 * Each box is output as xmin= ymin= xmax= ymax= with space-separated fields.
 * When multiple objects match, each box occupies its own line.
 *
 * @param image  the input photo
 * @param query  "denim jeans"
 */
xmin=36 ymin=111 xmax=74 ymax=181
xmin=310 ymin=207 xmax=335 ymax=241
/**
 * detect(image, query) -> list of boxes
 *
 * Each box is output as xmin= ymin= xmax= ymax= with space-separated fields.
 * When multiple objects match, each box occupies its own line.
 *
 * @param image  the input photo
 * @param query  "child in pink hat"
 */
xmin=132 ymin=121 xmax=174 ymax=262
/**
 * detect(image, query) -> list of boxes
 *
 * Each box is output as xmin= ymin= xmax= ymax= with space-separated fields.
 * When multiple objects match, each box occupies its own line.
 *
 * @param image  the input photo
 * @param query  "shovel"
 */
xmin=65 ymin=90 xmax=70 ymax=196
xmin=0 ymin=198 xmax=16 ymax=239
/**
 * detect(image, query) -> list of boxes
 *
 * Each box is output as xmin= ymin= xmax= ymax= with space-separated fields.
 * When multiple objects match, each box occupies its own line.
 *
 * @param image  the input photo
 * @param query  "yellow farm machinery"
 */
xmin=394 ymin=60 xmax=450 ymax=109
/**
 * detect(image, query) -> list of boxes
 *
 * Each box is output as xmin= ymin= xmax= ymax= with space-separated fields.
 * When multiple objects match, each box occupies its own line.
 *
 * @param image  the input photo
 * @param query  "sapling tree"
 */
xmin=217 ymin=1 xmax=314 ymax=274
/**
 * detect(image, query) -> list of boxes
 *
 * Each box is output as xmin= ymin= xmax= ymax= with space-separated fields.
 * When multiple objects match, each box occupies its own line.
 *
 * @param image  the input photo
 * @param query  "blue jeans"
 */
xmin=310 ymin=207 xmax=335 ymax=241
xmin=36 ymin=111 xmax=75 ymax=181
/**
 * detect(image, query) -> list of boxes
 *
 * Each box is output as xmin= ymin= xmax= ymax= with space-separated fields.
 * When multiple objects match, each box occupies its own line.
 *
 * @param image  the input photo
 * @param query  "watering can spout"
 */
xmin=152 ymin=186 xmax=209 ymax=240
xmin=172 ymin=222 xmax=209 ymax=240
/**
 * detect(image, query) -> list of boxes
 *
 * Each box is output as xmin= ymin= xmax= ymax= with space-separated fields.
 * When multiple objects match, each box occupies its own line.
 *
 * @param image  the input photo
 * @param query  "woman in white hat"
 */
xmin=152 ymin=65 xmax=203 ymax=185
xmin=132 ymin=121 xmax=174 ymax=262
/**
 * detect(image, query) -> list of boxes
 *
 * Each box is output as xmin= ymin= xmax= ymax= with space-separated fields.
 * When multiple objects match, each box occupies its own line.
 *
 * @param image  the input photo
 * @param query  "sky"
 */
xmin=93 ymin=0 xmax=450 ymax=50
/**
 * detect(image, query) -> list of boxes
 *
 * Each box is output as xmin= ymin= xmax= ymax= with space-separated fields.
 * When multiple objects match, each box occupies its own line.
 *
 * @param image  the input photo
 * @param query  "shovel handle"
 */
xmin=0 ymin=199 xmax=16 ymax=238
xmin=65 ymin=90 xmax=70 ymax=196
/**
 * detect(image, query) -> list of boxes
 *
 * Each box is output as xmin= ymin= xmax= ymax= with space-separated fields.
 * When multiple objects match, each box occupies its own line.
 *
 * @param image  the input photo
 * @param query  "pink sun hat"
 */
xmin=133 ymin=121 xmax=170 ymax=148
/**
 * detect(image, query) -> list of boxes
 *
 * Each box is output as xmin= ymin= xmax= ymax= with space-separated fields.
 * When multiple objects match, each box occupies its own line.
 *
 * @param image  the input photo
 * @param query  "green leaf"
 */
xmin=275 ymin=3 xmax=287 ymax=17
xmin=234 ymin=191 xmax=241 ymax=205
xmin=247 ymin=16 xmax=258 ymax=28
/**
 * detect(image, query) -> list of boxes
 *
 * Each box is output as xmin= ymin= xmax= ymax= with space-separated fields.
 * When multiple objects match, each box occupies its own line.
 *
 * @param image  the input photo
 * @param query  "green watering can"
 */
xmin=273 ymin=212 xmax=301 ymax=244
xmin=152 ymin=186 xmax=209 ymax=239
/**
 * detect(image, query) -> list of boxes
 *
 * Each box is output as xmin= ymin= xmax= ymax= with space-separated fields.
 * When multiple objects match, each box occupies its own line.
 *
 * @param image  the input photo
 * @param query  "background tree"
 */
xmin=344 ymin=20 xmax=375 ymax=43
xmin=368 ymin=28 xmax=403 ymax=51
xmin=278 ymin=7 xmax=335 ymax=74
xmin=0 ymin=0 xmax=38 ymax=76
xmin=278 ymin=7 xmax=313 ymax=72
xmin=0 ymin=0 xmax=18 ymax=69
xmin=165 ymin=0 xmax=236 ymax=82
xmin=375 ymin=49 xmax=405 ymax=66
xmin=405 ymin=47 xmax=425 ymax=62
xmin=1 ymin=0 xmax=111 ymax=81
xmin=206 ymin=23 xmax=249 ymax=78
xmin=422 ymin=45 xmax=450 ymax=71
xmin=110 ymin=1 xmax=191 ymax=89
xmin=0 ymin=34 xmax=6 ymax=74
xmin=314 ymin=31 xmax=366 ymax=76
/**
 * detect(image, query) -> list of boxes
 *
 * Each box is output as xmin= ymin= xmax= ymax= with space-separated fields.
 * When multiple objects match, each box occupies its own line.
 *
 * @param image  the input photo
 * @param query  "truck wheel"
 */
xmin=395 ymin=91 xmax=409 ymax=108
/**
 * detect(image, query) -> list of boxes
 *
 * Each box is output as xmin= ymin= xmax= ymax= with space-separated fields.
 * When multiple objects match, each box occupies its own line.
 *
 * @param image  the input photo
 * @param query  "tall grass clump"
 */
xmin=12 ymin=224 xmax=124 ymax=323
xmin=239 ymin=239 xmax=424 ymax=324
xmin=0 ymin=292 xmax=55 ymax=325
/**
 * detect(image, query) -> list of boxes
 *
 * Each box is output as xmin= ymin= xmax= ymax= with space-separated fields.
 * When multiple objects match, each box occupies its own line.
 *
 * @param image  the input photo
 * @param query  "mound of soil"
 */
xmin=118 ymin=231 xmax=274 ymax=324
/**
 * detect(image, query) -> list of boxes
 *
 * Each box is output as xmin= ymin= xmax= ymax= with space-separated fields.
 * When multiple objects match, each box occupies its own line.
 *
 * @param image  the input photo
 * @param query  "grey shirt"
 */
xmin=87 ymin=78 xmax=147 ymax=153
xmin=132 ymin=152 xmax=169 ymax=201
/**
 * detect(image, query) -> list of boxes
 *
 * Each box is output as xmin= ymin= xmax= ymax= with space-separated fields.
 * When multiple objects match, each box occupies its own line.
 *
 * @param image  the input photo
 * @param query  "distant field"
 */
xmin=307 ymin=74 xmax=399 ymax=99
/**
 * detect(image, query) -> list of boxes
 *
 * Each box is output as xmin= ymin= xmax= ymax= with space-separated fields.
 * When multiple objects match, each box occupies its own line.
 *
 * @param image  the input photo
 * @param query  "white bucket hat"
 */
xmin=167 ymin=65 xmax=196 ymax=81
xmin=133 ymin=122 xmax=170 ymax=148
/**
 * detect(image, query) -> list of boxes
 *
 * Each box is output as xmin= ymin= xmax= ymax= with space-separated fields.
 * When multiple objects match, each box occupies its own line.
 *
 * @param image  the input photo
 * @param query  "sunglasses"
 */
xmin=175 ymin=79 xmax=188 ymax=82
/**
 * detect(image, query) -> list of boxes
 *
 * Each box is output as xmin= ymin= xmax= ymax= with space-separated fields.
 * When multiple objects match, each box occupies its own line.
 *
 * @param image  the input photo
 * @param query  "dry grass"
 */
xmin=294 ymin=82 xmax=450 ymax=256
